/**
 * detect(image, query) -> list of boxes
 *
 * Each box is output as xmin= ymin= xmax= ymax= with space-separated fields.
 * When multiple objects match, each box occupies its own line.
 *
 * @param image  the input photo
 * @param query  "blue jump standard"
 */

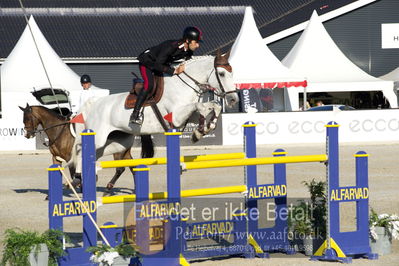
xmin=47 ymin=122 xmax=378 ymax=265
xmin=48 ymin=130 xmax=97 ymax=266
xmin=310 ymin=122 xmax=378 ymax=263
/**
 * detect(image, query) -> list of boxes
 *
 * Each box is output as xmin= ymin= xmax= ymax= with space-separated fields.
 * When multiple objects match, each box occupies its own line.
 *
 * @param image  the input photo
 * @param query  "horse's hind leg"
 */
xmin=108 ymin=138 xmax=153 ymax=195
xmin=104 ymin=149 xmax=133 ymax=196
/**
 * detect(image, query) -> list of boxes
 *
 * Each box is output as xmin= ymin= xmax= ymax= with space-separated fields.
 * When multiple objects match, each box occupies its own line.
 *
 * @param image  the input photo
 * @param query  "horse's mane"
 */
xmin=33 ymin=105 xmax=68 ymax=121
xmin=183 ymin=55 xmax=214 ymax=67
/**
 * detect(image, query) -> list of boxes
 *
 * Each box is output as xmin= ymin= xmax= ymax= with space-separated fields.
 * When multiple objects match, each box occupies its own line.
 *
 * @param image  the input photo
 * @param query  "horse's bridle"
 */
xmin=213 ymin=63 xmax=238 ymax=98
xmin=23 ymin=112 xmax=40 ymax=137
xmin=23 ymin=111 xmax=69 ymax=147
xmin=25 ymin=112 xmax=69 ymax=135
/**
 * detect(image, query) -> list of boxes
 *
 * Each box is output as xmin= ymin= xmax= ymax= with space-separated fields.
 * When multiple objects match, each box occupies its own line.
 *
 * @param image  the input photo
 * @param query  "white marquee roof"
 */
xmin=282 ymin=10 xmax=395 ymax=107
xmin=1 ymin=16 xmax=108 ymax=94
xmin=380 ymin=66 xmax=399 ymax=91
xmin=1 ymin=16 xmax=109 ymax=114
xmin=1 ymin=16 xmax=109 ymax=119
xmin=0 ymin=16 xmax=109 ymax=150
xmin=380 ymin=67 xmax=399 ymax=81
xmin=229 ymin=6 xmax=306 ymax=89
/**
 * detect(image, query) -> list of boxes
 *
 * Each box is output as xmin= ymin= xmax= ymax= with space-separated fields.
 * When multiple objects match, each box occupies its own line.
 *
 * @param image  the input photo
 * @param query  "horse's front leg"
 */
xmin=169 ymin=103 xmax=201 ymax=142
xmin=192 ymin=102 xmax=222 ymax=142
xmin=203 ymin=101 xmax=222 ymax=133
xmin=171 ymin=102 xmax=221 ymax=143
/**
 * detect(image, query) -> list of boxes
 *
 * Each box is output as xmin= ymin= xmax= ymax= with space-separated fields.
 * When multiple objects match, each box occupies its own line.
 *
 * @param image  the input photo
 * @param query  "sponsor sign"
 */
xmin=239 ymin=88 xmax=274 ymax=112
xmin=132 ymin=117 xmax=223 ymax=147
xmin=0 ymin=119 xmax=35 ymax=150
xmin=222 ymin=109 xmax=399 ymax=145
xmin=381 ymin=23 xmax=399 ymax=49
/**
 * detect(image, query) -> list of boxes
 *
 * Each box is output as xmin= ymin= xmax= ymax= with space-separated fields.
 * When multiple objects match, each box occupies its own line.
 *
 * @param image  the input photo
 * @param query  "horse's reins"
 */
xmin=44 ymin=123 xmax=69 ymax=147
xmin=178 ymin=72 xmax=211 ymax=97
xmin=30 ymin=121 xmax=70 ymax=134
xmin=178 ymin=63 xmax=238 ymax=99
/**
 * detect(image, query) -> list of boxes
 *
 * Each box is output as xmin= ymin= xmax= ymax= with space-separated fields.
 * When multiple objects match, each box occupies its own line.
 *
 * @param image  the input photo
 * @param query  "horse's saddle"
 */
xmin=124 ymin=76 xmax=164 ymax=109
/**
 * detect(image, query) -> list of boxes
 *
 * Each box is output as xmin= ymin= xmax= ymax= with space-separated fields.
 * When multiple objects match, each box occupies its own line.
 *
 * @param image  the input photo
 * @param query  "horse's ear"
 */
xmin=223 ymin=50 xmax=231 ymax=59
xmin=216 ymin=49 xmax=221 ymax=58
xmin=19 ymin=106 xmax=25 ymax=112
xmin=25 ymin=103 xmax=32 ymax=112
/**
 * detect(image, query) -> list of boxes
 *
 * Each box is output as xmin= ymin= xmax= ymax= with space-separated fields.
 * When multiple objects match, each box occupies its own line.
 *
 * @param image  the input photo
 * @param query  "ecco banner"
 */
xmin=222 ymin=109 xmax=399 ymax=145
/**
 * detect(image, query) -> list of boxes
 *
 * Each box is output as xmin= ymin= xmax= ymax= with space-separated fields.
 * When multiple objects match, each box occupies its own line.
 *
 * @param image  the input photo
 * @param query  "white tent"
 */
xmin=380 ymin=67 xmax=399 ymax=105
xmin=229 ymin=6 xmax=306 ymax=111
xmin=0 ymin=16 xmax=109 ymax=150
xmin=1 ymin=16 xmax=109 ymax=119
xmin=380 ymin=67 xmax=399 ymax=81
xmin=282 ymin=10 xmax=396 ymax=109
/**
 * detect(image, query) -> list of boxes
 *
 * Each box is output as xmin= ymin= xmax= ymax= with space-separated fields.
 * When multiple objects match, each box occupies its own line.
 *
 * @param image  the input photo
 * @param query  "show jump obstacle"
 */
xmin=48 ymin=121 xmax=377 ymax=265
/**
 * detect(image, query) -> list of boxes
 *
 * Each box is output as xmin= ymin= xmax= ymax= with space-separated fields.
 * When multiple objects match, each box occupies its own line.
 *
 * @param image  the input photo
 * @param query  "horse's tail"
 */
xmin=141 ymin=135 xmax=154 ymax=158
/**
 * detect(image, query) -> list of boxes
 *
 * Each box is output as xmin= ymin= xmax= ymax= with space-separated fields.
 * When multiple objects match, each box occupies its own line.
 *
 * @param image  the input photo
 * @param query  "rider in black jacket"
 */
xmin=130 ymin=26 xmax=203 ymax=124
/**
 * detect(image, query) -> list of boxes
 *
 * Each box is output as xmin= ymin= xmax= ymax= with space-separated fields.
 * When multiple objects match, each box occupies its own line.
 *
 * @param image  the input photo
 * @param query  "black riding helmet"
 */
xmin=183 ymin=26 xmax=203 ymax=42
xmin=80 ymin=74 xmax=91 ymax=83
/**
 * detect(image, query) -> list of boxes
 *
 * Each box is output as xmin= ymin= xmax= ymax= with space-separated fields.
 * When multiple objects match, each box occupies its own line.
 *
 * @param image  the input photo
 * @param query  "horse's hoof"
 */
xmin=103 ymin=188 xmax=116 ymax=196
xmin=209 ymin=122 xmax=217 ymax=130
xmin=191 ymin=130 xmax=203 ymax=143
xmin=191 ymin=133 xmax=199 ymax=143
xmin=103 ymin=190 xmax=112 ymax=197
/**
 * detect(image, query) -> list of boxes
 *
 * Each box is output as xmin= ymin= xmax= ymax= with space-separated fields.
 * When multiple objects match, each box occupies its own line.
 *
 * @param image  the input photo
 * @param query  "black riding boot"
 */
xmin=130 ymin=89 xmax=149 ymax=124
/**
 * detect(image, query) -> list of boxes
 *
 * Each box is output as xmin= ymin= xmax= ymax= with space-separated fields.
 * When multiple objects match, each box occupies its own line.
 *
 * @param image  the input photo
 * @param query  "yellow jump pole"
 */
xmin=100 ymin=152 xmax=245 ymax=169
xmin=182 ymin=154 xmax=328 ymax=170
xmin=100 ymin=185 xmax=247 ymax=205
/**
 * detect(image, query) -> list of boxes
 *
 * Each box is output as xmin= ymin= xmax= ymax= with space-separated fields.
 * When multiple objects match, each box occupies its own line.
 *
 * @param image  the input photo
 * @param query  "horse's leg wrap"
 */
xmin=192 ymin=115 xmax=206 ymax=143
xmin=192 ymin=129 xmax=203 ymax=143
xmin=198 ymin=115 xmax=205 ymax=134
xmin=207 ymin=111 xmax=218 ymax=132
xmin=199 ymin=101 xmax=222 ymax=135
xmin=208 ymin=102 xmax=222 ymax=132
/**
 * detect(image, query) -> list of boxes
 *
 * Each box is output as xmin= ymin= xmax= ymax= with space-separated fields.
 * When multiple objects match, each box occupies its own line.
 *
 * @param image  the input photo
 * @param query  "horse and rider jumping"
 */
xmin=69 ymin=26 xmax=238 ymax=180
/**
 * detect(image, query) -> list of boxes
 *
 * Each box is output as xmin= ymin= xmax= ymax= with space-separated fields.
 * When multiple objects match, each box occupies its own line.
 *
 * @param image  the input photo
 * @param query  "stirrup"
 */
xmin=131 ymin=117 xmax=143 ymax=125
xmin=130 ymin=112 xmax=143 ymax=125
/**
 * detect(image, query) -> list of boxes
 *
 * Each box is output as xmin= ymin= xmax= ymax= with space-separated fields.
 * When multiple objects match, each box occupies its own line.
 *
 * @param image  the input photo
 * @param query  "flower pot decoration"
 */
xmin=369 ymin=208 xmax=399 ymax=255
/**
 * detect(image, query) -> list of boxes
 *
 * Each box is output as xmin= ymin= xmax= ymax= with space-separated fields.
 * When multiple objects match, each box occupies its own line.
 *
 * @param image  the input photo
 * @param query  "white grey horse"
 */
xmin=72 ymin=52 xmax=238 ymax=176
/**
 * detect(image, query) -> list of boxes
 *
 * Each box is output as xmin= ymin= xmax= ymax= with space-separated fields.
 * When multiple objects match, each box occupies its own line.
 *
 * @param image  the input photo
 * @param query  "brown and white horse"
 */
xmin=19 ymin=104 xmax=154 ymax=194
